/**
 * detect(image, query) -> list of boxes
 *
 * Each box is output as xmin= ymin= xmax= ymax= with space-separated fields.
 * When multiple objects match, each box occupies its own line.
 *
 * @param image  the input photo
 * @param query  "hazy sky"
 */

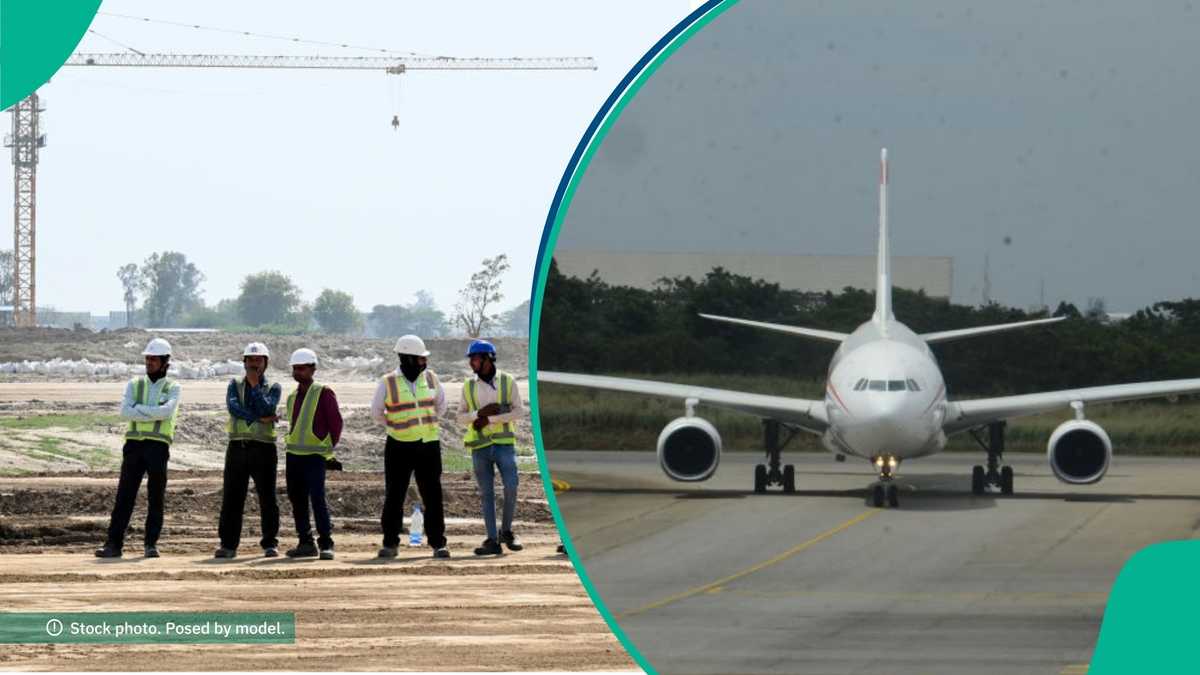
xmin=558 ymin=0 xmax=1200 ymax=312
xmin=3 ymin=1 xmax=689 ymax=315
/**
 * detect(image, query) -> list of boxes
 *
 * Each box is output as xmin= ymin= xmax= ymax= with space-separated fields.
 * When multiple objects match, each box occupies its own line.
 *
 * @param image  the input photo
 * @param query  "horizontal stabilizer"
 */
xmin=699 ymin=313 xmax=847 ymax=343
xmin=921 ymin=316 xmax=1065 ymax=344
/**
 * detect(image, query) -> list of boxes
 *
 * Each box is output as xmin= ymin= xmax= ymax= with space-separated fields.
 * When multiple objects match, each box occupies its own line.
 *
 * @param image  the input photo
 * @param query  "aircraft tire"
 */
xmin=1000 ymin=465 xmax=1014 ymax=495
xmin=971 ymin=465 xmax=986 ymax=495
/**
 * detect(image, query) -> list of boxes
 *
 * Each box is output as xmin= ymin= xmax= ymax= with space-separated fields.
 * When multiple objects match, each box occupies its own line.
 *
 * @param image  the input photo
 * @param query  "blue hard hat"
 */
xmin=466 ymin=339 xmax=497 ymax=358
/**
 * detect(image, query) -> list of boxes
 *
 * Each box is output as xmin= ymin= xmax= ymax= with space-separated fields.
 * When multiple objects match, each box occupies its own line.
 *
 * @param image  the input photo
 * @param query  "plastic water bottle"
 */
xmin=408 ymin=504 xmax=424 ymax=547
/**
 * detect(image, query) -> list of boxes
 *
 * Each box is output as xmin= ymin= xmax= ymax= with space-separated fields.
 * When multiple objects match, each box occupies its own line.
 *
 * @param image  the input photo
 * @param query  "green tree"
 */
xmin=367 ymin=290 xmax=447 ymax=338
xmin=116 ymin=263 xmax=140 ymax=327
xmin=313 ymin=288 xmax=362 ymax=335
xmin=236 ymin=271 xmax=302 ymax=327
xmin=367 ymin=304 xmax=411 ymax=337
xmin=409 ymin=290 xmax=448 ymax=336
xmin=139 ymin=252 xmax=204 ymax=327
xmin=454 ymin=254 xmax=510 ymax=337
xmin=0 ymin=250 xmax=13 ymax=308
xmin=499 ymin=299 xmax=530 ymax=336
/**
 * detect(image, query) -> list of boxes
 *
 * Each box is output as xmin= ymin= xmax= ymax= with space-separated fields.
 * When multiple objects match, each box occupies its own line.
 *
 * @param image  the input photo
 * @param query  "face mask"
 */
xmin=399 ymin=355 xmax=426 ymax=382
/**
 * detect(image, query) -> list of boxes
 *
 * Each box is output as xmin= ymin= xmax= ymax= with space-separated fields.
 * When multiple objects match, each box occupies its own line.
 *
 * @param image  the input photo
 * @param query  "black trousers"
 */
xmin=286 ymin=453 xmax=333 ymax=549
xmin=217 ymin=440 xmax=280 ymax=550
xmin=381 ymin=437 xmax=446 ymax=549
xmin=105 ymin=439 xmax=170 ymax=550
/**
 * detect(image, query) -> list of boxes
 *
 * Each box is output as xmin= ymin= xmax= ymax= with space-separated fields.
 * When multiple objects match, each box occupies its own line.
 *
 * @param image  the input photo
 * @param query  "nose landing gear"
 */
xmin=871 ymin=455 xmax=901 ymax=507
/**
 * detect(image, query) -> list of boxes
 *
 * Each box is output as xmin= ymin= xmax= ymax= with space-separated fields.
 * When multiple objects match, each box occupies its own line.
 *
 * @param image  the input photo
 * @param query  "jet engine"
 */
xmin=657 ymin=416 xmax=721 ymax=482
xmin=1047 ymin=419 xmax=1112 ymax=484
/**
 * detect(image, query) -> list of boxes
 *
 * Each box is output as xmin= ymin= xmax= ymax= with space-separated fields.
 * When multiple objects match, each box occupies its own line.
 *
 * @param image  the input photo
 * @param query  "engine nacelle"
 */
xmin=656 ymin=416 xmax=721 ymax=482
xmin=1047 ymin=419 xmax=1112 ymax=484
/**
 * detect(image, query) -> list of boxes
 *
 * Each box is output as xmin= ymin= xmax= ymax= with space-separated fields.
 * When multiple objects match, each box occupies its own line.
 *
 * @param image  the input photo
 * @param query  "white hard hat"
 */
xmin=394 ymin=334 xmax=430 ymax=357
xmin=142 ymin=338 xmax=172 ymax=357
xmin=243 ymin=342 xmax=270 ymax=358
xmin=289 ymin=347 xmax=318 ymax=366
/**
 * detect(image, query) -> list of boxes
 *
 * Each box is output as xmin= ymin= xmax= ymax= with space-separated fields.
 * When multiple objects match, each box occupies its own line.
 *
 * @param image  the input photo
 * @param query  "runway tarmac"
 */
xmin=549 ymin=450 xmax=1200 ymax=674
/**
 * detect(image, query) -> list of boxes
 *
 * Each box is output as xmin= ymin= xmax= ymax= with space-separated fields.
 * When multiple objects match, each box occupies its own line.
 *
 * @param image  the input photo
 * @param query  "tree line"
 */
xmin=109 ymin=252 xmax=529 ymax=337
xmin=537 ymin=259 xmax=1200 ymax=396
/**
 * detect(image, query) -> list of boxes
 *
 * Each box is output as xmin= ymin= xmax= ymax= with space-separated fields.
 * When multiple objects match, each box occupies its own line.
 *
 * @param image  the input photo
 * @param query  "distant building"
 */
xmin=553 ymin=251 xmax=953 ymax=298
xmin=38 ymin=309 xmax=92 ymax=329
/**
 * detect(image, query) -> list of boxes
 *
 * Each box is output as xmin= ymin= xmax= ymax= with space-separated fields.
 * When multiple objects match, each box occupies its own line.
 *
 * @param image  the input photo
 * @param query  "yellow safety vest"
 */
xmin=226 ymin=378 xmax=277 ymax=444
xmin=382 ymin=370 xmax=440 ymax=443
xmin=285 ymin=382 xmax=334 ymax=459
xmin=125 ymin=376 xmax=178 ymax=445
xmin=463 ymin=370 xmax=516 ymax=451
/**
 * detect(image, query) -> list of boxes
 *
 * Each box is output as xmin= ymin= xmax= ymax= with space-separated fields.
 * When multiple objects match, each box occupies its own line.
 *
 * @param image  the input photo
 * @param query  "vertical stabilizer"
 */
xmin=873 ymin=148 xmax=894 ymax=324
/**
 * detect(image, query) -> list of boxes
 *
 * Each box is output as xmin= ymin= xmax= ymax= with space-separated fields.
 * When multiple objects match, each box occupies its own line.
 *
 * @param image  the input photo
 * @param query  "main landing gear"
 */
xmin=754 ymin=420 xmax=797 ymax=493
xmin=970 ymin=421 xmax=1014 ymax=496
xmin=871 ymin=455 xmax=901 ymax=508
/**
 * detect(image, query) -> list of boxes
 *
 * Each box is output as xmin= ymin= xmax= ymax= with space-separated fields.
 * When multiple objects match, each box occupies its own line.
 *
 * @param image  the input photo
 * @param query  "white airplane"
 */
xmin=539 ymin=148 xmax=1200 ymax=508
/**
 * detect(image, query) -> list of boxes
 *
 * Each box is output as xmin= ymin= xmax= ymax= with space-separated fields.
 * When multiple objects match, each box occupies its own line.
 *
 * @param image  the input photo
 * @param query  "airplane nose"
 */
xmin=840 ymin=399 xmax=928 ymax=453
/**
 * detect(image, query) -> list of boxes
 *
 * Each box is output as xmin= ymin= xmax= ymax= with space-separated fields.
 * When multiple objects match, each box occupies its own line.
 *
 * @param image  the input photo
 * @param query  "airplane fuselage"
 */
xmin=822 ymin=319 xmax=948 ymax=466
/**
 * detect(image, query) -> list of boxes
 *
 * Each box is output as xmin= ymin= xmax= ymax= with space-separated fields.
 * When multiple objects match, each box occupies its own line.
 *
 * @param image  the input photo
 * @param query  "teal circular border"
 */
xmin=528 ymin=2 xmax=737 ymax=673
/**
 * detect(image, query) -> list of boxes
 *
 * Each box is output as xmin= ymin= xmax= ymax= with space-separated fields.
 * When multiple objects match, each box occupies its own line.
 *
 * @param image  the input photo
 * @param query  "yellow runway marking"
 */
xmin=1060 ymin=665 xmax=1089 ymax=674
xmin=551 ymin=479 xmax=572 ymax=493
xmin=615 ymin=508 xmax=882 ymax=619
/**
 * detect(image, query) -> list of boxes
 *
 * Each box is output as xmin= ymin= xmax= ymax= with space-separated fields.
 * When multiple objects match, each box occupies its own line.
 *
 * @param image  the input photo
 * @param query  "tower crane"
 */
xmin=5 ymin=50 xmax=596 ymax=328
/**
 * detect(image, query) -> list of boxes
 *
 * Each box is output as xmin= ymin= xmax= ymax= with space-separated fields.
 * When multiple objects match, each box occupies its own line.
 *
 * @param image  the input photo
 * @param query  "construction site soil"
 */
xmin=0 ymin=330 xmax=632 ymax=672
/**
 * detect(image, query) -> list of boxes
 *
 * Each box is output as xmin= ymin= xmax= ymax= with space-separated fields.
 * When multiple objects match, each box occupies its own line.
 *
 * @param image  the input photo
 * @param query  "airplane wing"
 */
xmin=538 ymin=371 xmax=829 ymax=433
xmin=943 ymin=378 xmax=1200 ymax=434
xmin=920 ymin=316 xmax=1065 ymax=344
xmin=698 ymin=313 xmax=847 ymax=343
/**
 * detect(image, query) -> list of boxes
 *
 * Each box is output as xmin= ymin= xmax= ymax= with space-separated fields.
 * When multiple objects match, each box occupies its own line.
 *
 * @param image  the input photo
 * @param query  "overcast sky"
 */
xmin=558 ymin=0 xmax=1200 ymax=313
xmin=4 ymin=1 xmax=688 ymax=315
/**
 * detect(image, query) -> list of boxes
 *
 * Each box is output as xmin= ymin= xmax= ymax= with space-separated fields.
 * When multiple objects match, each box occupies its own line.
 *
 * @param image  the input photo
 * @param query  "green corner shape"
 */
xmin=1090 ymin=539 xmax=1200 ymax=674
xmin=1 ymin=0 xmax=101 ymax=110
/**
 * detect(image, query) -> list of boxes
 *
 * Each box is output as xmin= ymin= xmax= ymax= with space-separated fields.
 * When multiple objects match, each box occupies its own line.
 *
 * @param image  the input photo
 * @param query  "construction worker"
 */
xmin=95 ymin=337 xmax=181 ymax=559
xmin=283 ymin=348 xmax=343 ymax=560
xmin=215 ymin=342 xmax=282 ymax=559
xmin=371 ymin=334 xmax=450 ymax=559
xmin=458 ymin=339 xmax=524 ymax=556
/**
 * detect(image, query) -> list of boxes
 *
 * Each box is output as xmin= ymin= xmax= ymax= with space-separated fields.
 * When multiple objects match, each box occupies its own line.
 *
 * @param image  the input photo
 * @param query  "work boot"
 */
xmin=556 ymin=543 xmax=566 ymax=555
xmin=144 ymin=546 xmax=160 ymax=559
xmin=500 ymin=530 xmax=524 ymax=552
xmin=474 ymin=538 xmax=503 ymax=556
xmin=286 ymin=542 xmax=319 ymax=558
xmin=213 ymin=547 xmax=237 ymax=559
xmin=263 ymin=547 xmax=279 ymax=558
xmin=433 ymin=547 xmax=450 ymax=559
xmin=94 ymin=546 xmax=121 ymax=559
xmin=377 ymin=546 xmax=398 ymax=559
xmin=319 ymin=548 xmax=335 ymax=561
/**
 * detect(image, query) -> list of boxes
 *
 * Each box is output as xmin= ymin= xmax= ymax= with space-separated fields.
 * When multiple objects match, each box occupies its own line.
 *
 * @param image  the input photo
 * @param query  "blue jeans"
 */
xmin=472 ymin=444 xmax=518 ymax=541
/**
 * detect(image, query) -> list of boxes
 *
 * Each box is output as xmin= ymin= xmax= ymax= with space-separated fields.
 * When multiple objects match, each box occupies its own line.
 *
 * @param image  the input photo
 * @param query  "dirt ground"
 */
xmin=0 ymin=351 xmax=633 ymax=671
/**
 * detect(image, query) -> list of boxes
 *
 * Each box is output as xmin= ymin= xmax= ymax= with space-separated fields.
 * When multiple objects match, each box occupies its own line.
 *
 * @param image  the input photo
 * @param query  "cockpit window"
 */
xmin=861 ymin=379 xmax=919 ymax=392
